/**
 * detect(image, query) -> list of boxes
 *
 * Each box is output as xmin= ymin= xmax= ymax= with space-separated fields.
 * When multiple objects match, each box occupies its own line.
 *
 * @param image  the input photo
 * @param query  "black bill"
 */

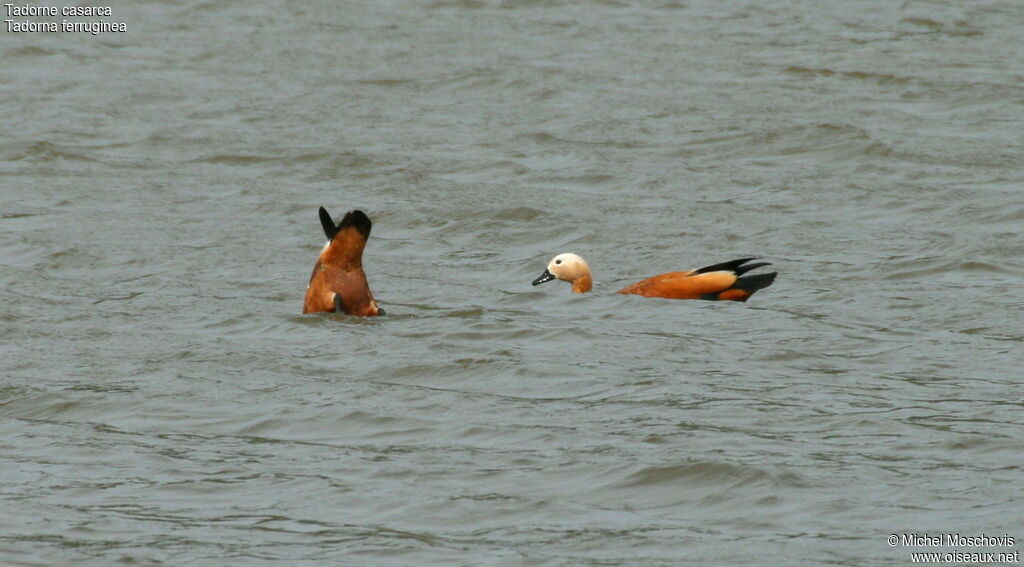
xmin=532 ymin=269 xmax=555 ymax=286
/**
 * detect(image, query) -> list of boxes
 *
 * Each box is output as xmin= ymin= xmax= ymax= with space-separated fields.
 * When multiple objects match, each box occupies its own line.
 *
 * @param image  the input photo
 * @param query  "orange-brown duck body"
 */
xmin=303 ymin=207 xmax=384 ymax=316
xmin=533 ymin=253 xmax=776 ymax=302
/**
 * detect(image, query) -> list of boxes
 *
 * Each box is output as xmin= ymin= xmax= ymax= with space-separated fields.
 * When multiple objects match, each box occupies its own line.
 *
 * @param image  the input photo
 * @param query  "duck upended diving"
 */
xmin=303 ymin=207 xmax=385 ymax=316
xmin=532 ymin=253 xmax=777 ymax=302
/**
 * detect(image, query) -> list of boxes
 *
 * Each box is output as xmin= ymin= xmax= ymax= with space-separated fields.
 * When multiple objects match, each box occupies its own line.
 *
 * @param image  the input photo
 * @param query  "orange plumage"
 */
xmin=534 ymin=254 xmax=776 ymax=302
xmin=303 ymin=207 xmax=384 ymax=316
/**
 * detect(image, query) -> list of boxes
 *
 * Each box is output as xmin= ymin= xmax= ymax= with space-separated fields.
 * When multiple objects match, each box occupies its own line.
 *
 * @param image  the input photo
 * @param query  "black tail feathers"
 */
xmin=318 ymin=207 xmax=372 ymax=240
xmin=733 ymin=272 xmax=777 ymax=294
xmin=339 ymin=210 xmax=372 ymax=240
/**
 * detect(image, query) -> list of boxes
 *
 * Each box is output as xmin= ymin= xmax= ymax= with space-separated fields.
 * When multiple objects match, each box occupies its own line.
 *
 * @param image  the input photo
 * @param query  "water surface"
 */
xmin=1 ymin=1 xmax=1022 ymax=565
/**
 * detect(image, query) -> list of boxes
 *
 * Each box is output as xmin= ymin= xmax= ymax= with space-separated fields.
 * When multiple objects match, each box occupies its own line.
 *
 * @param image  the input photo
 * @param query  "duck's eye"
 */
xmin=555 ymin=259 xmax=562 ymax=265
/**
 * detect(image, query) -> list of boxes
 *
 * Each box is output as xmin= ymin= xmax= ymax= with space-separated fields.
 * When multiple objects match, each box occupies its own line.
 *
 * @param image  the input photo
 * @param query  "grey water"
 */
xmin=2 ymin=1 xmax=1022 ymax=565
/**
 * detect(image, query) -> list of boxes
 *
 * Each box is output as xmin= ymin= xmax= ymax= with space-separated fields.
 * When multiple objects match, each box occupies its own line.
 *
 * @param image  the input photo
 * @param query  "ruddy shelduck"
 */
xmin=303 ymin=207 xmax=385 ymax=316
xmin=532 ymin=253 xmax=777 ymax=302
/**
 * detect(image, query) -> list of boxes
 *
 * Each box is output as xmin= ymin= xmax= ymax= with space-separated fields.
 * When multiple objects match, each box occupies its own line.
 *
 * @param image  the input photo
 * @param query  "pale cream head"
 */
xmin=533 ymin=252 xmax=593 ymax=293
xmin=547 ymin=253 xmax=590 ymax=282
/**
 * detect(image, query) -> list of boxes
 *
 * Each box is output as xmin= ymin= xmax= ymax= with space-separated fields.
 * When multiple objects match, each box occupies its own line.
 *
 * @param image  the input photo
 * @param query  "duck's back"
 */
xmin=617 ymin=258 xmax=776 ymax=302
xmin=617 ymin=270 xmax=736 ymax=300
xmin=302 ymin=208 xmax=382 ymax=316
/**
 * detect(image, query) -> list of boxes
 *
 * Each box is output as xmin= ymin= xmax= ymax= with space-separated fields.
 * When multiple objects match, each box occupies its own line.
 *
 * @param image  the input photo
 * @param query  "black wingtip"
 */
xmin=735 ymin=261 xmax=772 ymax=275
xmin=694 ymin=258 xmax=770 ymax=276
xmin=318 ymin=207 xmax=337 ymax=240
xmin=338 ymin=210 xmax=372 ymax=240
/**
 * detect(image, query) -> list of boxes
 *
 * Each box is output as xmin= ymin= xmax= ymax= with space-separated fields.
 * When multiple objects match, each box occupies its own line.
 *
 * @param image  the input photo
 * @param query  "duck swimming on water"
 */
xmin=532 ymin=253 xmax=777 ymax=302
xmin=303 ymin=207 xmax=385 ymax=316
